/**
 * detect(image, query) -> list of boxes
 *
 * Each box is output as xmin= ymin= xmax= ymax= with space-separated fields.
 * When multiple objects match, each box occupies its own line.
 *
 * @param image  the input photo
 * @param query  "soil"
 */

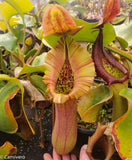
xmin=0 ymin=106 xmax=53 ymax=160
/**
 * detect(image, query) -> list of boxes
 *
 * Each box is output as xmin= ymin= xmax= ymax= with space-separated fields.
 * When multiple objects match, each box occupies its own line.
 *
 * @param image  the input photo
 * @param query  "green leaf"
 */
xmin=0 ymin=81 xmax=19 ymax=133
xmin=0 ymin=142 xmax=17 ymax=160
xmin=30 ymin=75 xmax=49 ymax=98
xmin=12 ymin=24 xmax=24 ymax=43
xmin=31 ymin=52 xmax=47 ymax=66
xmin=125 ymin=0 xmax=132 ymax=3
xmin=9 ymin=16 xmax=20 ymax=26
xmin=103 ymin=23 xmax=117 ymax=45
xmin=0 ymin=17 xmax=20 ymax=32
xmin=72 ymin=19 xmax=98 ymax=43
xmin=112 ymin=88 xmax=132 ymax=159
xmin=114 ymin=21 xmax=132 ymax=46
xmin=0 ymin=32 xmax=17 ymax=51
xmin=110 ymin=82 xmax=128 ymax=121
xmin=39 ymin=20 xmax=116 ymax=48
xmin=0 ymin=0 xmax=33 ymax=21
xmin=0 ymin=74 xmax=24 ymax=93
xmin=23 ymin=14 xmax=36 ymax=27
xmin=15 ymin=64 xmax=46 ymax=77
xmin=25 ymin=48 xmax=37 ymax=61
xmin=0 ymin=20 xmax=7 ymax=32
xmin=42 ymin=35 xmax=60 ymax=48
xmin=0 ymin=80 xmax=5 ymax=90
xmin=48 ymin=0 xmax=68 ymax=5
xmin=0 ymin=74 xmax=35 ymax=136
xmin=111 ymin=15 xmax=126 ymax=25
xmin=0 ymin=0 xmax=33 ymax=34
xmin=72 ymin=20 xmax=116 ymax=45
xmin=116 ymin=36 xmax=128 ymax=49
xmin=32 ymin=26 xmax=60 ymax=48
xmin=0 ymin=2 xmax=17 ymax=21
xmin=32 ymin=26 xmax=43 ymax=41
xmin=77 ymin=85 xmax=112 ymax=122
xmin=0 ymin=50 xmax=7 ymax=73
xmin=12 ymin=14 xmax=36 ymax=29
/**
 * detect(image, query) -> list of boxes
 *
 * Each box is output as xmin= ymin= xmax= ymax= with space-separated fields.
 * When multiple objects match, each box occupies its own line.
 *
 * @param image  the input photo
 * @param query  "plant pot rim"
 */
xmin=77 ymin=127 xmax=95 ymax=135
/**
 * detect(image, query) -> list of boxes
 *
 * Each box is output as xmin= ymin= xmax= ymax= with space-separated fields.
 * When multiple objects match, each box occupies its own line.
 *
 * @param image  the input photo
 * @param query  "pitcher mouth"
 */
xmin=43 ymin=36 xmax=95 ymax=104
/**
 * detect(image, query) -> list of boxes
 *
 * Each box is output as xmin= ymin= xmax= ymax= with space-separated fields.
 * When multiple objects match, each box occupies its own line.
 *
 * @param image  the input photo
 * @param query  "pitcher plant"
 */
xmin=42 ymin=4 xmax=95 ymax=154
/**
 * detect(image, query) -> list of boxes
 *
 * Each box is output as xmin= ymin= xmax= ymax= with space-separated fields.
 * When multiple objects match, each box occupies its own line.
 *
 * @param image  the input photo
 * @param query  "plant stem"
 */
xmin=26 ymin=42 xmax=43 ymax=64
xmin=6 ymin=69 xmax=15 ymax=76
xmin=17 ymin=42 xmax=25 ymax=65
xmin=10 ymin=51 xmax=24 ymax=66
xmin=37 ymin=0 xmax=40 ymax=13
xmin=104 ymin=45 xmax=132 ymax=62
xmin=39 ymin=107 xmax=45 ymax=148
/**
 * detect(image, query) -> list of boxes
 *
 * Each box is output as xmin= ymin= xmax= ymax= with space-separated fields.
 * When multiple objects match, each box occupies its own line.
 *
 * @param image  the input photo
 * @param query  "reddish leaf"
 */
xmin=103 ymin=0 xmax=120 ymax=24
